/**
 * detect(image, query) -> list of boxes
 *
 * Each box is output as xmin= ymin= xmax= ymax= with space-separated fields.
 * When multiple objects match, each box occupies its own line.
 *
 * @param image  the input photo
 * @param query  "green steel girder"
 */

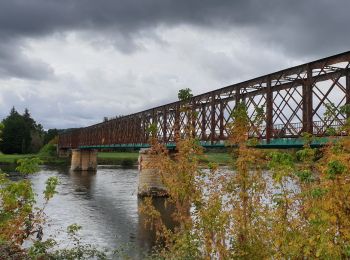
xmin=78 ymin=137 xmax=335 ymax=150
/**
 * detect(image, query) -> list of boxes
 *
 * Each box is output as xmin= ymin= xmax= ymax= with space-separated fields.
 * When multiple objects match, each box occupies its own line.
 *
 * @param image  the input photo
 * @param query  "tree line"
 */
xmin=0 ymin=107 xmax=60 ymax=154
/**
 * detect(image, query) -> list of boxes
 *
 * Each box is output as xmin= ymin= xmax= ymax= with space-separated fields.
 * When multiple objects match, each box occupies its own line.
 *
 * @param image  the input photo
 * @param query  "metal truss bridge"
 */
xmin=58 ymin=51 xmax=350 ymax=150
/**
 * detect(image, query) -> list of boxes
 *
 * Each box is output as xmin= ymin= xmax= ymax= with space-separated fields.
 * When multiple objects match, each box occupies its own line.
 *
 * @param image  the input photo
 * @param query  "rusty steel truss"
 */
xmin=58 ymin=51 xmax=350 ymax=149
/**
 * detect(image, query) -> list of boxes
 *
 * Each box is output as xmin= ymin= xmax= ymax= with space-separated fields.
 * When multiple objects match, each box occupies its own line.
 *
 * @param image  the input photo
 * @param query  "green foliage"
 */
xmin=67 ymin=223 xmax=82 ymax=235
xmin=296 ymin=169 xmax=315 ymax=183
xmin=15 ymin=157 xmax=42 ymax=175
xmin=0 ymin=158 xmax=42 ymax=244
xmin=1 ymin=107 xmax=31 ymax=154
xmin=44 ymin=177 xmax=59 ymax=200
xmin=268 ymin=152 xmax=294 ymax=169
xmin=178 ymin=88 xmax=193 ymax=102
xmin=324 ymin=102 xmax=338 ymax=122
xmin=231 ymin=102 xmax=249 ymax=126
xmin=323 ymin=103 xmax=350 ymax=135
xmin=44 ymin=129 xmax=60 ymax=145
xmin=226 ymin=102 xmax=250 ymax=145
xmin=0 ymin=158 xmax=109 ymax=258
xmin=147 ymin=123 xmax=158 ymax=136
xmin=28 ymin=239 xmax=57 ymax=258
xmin=310 ymin=188 xmax=328 ymax=198
xmin=253 ymin=105 xmax=265 ymax=127
xmin=0 ymin=123 xmax=3 ymax=142
xmin=296 ymin=147 xmax=315 ymax=162
xmin=326 ymin=160 xmax=346 ymax=179
xmin=38 ymin=142 xmax=57 ymax=158
xmin=340 ymin=104 xmax=350 ymax=117
xmin=301 ymin=132 xmax=314 ymax=146
xmin=326 ymin=127 xmax=337 ymax=136
xmin=0 ymin=107 xmax=44 ymax=154
xmin=0 ymin=173 xmax=35 ymax=213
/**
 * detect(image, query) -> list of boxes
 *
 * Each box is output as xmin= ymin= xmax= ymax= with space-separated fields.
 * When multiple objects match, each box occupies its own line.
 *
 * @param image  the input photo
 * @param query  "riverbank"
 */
xmin=0 ymin=153 xmax=36 ymax=164
xmin=0 ymin=151 xmax=232 ymax=166
xmin=0 ymin=152 xmax=68 ymax=166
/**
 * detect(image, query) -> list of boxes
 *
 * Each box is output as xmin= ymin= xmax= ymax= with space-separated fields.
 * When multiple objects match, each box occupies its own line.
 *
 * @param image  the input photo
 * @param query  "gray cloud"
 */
xmin=0 ymin=0 xmax=349 ymax=128
xmin=0 ymin=40 xmax=54 ymax=79
xmin=1 ymin=0 xmax=349 ymax=55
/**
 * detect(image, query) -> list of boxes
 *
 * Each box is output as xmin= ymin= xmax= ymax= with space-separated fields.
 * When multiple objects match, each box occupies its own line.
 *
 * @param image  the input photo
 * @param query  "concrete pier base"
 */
xmin=138 ymin=148 xmax=167 ymax=197
xmin=58 ymin=148 xmax=70 ymax=158
xmin=71 ymin=149 xmax=97 ymax=171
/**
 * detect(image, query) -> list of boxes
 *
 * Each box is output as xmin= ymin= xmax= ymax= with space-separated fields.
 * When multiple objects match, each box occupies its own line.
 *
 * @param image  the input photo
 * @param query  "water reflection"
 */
xmin=68 ymin=170 xmax=96 ymax=198
xmin=0 ymin=164 xmax=177 ymax=259
xmin=137 ymin=197 xmax=178 ymax=251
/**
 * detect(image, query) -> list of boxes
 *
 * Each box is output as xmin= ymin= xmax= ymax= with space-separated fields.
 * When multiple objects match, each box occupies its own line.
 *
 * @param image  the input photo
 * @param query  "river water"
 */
xmin=1 ymin=164 xmax=172 ymax=259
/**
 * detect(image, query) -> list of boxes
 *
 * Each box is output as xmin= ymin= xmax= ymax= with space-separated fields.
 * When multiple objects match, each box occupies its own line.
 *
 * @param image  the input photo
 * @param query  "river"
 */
xmin=1 ymin=164 xmax=173 ymax=259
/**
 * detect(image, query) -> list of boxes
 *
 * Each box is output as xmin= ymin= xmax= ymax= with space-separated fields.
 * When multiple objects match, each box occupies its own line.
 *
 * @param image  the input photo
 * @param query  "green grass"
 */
xmin=200 ymin=152 xmax=232 ymax=165
xmin=0 ymin=153 xmax=35 ymax=164
xmin=97 ymin=152 xmax=139 ymax=166
xmin=0 ymin=151 xmax=232 ymax=166
xmin=0 ymin=146 xmax=70 ymax=165
xmin=98 ymin=152 xmax=139 ymax=160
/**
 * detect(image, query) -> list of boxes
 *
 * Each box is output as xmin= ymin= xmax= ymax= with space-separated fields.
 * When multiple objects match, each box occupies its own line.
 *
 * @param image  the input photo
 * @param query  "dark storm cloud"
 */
xmin=0 ymin=0 xmax=348 ymax=81
xmin=1 ymin=0 xmax=349 ymax=51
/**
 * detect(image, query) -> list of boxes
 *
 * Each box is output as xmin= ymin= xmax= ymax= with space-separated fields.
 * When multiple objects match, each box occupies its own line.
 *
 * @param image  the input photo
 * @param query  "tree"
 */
xmin=0 ymin=107 xmax=44 ymax=154
xmin=178 ymin=88 xmax=193 ymax=102
xmin=0 ymin=122 xmax=3 ymax=142
xmin=44 ymin=128 xmax=60 ymax=144
xmin=1 ymin=107 xmax=30 ymax=154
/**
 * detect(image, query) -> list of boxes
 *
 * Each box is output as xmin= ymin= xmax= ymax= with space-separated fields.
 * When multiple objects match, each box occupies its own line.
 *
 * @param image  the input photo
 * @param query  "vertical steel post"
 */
xmin=191 ymin=101 xmax=196 ymax=138
xmin=346 ymin=70 xmax=350 ymax=121
xmin=303 ymin=65 xmax=313 ymax=134
xmin=163 ymin=108 xmax=167 ymax=143
xmin=235 ymin=86 xmax=241 ymax=106
xmin=175 ymin=104 xmax=180 ymax=142
xmin=142 ymin=114 xmax=147 ymax=143
xmin=266 ymin=76 xmax=273 ymax=142
xmin=201 ymin=103 xmax=206 ymax=140
xmin=210 ymin=93 xmax=216 ymax=144
xmin=219 ymin=100 xmax=224 ymax=138
xmin=152 ymin=109 xmax=157 ymax=141
xmin=346 ymin=69 xmax=350 ymax=105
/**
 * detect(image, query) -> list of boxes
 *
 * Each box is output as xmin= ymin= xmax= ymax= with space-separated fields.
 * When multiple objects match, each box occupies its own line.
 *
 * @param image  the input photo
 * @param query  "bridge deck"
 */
xmin=77 ymin=137 xmax=333 ymax=150
xmin=58 ymin=51 xmax=350 ymax=150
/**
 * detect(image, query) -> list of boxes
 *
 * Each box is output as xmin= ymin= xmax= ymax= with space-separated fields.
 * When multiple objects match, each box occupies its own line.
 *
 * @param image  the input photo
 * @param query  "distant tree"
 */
xmin=1 ymin=107 xmax=30 ymax=154
xmin=23 ymin=108 xmax=36 ymax=130
xmin=0 ymin=123 xmax=3 ymax=142
xmin=30 ymin=131 xmax=44 ymax=153
xmin=1 ymin=107 xmax=44 ymax=154
xmin=178 ymin=88 xmax=193 ymax=102
xmin=44 ymin=129 xmax=60 ymax=144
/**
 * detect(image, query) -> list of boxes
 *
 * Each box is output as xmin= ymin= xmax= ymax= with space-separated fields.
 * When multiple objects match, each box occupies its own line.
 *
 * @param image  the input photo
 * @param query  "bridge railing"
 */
xmin=58 ymin=51 xmax=350 ymax=149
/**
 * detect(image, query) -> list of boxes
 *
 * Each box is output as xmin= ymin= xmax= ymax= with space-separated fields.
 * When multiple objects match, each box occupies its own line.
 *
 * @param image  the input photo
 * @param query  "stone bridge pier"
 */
xmin=138 ymin=148 xmax=168 ymax=197
xmin=70 ymin=149 xmax=97 ymax=171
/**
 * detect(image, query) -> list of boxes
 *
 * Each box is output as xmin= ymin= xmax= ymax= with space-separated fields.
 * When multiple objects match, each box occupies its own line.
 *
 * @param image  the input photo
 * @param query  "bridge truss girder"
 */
xmin=58 ymin=51 xmax=350 ymax=149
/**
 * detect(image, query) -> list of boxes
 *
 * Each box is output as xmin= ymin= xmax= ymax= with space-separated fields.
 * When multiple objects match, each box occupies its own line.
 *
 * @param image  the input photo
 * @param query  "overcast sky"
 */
xmin=0 ymin=0 xmax=349 ymax=129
